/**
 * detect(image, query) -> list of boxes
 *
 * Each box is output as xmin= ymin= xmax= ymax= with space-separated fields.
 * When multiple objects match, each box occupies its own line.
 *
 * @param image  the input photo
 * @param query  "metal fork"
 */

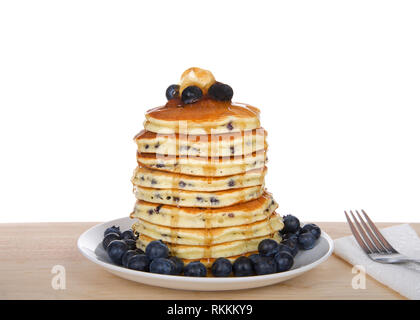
xmin=344 ymin=210 xmax=420 ymax=264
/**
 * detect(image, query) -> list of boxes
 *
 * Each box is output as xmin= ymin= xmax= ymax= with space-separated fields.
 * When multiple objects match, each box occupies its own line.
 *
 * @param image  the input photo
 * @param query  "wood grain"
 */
xmin=0 ymin=222 xmax=417 ymax=300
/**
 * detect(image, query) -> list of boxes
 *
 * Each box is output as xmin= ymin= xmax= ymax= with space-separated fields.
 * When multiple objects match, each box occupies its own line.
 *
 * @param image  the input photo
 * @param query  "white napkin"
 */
xmin=334 ymin=224 xmax=420 ymax=300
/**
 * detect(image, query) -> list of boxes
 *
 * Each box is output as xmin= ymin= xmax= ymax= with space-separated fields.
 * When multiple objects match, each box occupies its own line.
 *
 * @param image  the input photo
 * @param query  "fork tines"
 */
xmin=344 ymin=210 xmax=397 ymax=254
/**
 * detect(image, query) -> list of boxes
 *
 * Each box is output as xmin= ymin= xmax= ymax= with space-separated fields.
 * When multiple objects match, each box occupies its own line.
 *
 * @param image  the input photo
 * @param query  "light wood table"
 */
xmin=0 ymin=222 xmax=416 ymax=300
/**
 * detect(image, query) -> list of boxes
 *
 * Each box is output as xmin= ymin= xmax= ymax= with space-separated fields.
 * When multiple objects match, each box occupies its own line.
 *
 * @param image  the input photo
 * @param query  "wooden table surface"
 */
xmin=0 ymin=222 xmax=417 ymax=300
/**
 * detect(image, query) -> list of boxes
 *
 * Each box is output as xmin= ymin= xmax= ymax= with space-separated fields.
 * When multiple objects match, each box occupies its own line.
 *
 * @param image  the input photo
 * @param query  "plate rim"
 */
xmin=77 ymin=216 xmax=334 ymax=284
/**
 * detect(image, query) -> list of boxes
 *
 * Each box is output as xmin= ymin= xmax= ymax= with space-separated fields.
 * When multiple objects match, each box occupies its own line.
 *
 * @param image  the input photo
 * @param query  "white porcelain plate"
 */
xmin=77 ymin=217 xmax=334 ymax=291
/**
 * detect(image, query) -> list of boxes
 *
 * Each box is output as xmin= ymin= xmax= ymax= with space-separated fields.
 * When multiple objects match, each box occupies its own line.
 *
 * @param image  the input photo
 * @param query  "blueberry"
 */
xmin=211 ymin=258 xmax=232 ymax=277
xmin=281 ymin=232 xmax=299 ymax=244
xmin=281 ymin=239 xmax=299 ymax=257
xmin=184 ymin=261 xmax=207 ymax=277
xmin=248 ymin=254 xmax=261 ymax=266
xmin=145 ymin=240 xmax=169 ymax=260
xmin=181 ymin=86 xmax=203 ymax=104
xmin=298 ymin=232 xmax=316 ymax=250
xmin=106 ymin=240 xmax=128 ymax=265
xmin=102 ymin=232 xmax=120 ymax=250
xmin=277 ymin=243 xmax=294 ymax=257
xmin=233 ymin=256 xmax=254 ymax=277
xmin=254 ymin=256 xmax=277 ymax=275
xmin=150 ymin=258 xmax=175 ymax=275
xmin=121 ymin=230 xmax=136 ymax=241
xmin=258 ymin=239 xmax=279 ymax=257
xmin=136 ymin=248 xmax=145 ymax=255
xmin=166 ymin=84 xmax=180 ymax=100
xmin=169 ymin=256 xmax=184 ymax=275
xmin=274 ymin=251 xmax=294 ymax=272
xmin=124 ymin=239 xmax=137 ymax=250
xmin=301 ymin=223 xmax=321 ymax=239
xmin=104 ymin=225 xmax=121 ymax=237
xmin=127 ymin=254 xmax=150 ymax=272
xmin=122 ymin=250 xmax=138 ymax=268
xmin=208 ymin=82 xmax=233 ymax=101
xmin=283 ymin=215 xmax=301 ymax=233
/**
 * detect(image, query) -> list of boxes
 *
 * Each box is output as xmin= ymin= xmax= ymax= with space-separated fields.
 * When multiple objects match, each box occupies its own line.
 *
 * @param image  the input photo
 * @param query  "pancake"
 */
xmin=137 ymin=150 xmax=266 ymax=177
xmin=133 ymin=185 xmax=264 ymax=208
xmin=132 ymin=212 xmax=283 ymax=245
xmin=144 ymin=98 xmax=260 ymax=135
xmin=131 ymin=166 xmax=267 ymax=192
xmin=134 ymin=128 xmax=267 ymax=157
xmin=130 ymin=192 xmax=278 ymax=228
xmin=136 ymin=232 xmax=282 ymax=259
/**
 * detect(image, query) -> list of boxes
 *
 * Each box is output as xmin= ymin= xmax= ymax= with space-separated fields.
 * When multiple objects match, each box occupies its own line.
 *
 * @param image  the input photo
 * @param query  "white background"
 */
xmin=1 ymin=1 xmax=419 ymax=223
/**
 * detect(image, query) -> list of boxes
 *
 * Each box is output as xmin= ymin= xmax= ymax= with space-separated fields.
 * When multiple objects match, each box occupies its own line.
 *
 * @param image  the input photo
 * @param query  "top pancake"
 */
xmin=144 ymin=98 xmax=260 ymax=134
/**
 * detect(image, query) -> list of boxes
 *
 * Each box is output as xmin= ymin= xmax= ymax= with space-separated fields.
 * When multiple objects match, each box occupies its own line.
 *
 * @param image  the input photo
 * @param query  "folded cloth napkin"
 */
xmin=334 ymin=224 xmax=420 ymax=300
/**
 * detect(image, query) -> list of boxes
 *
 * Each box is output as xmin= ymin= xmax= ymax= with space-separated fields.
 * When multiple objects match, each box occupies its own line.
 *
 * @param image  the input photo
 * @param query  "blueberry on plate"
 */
xmin=124 ymin=239 xmax=137 ymax=250
xmin=121 ymin=230 xmax=136 ymax=241
xmin=211 ymin=258 xmax=232 ymax=277
xmin=150 ymin=258 xmax=175 ymax=275
xmin=106 ymin=240 xmax=128 ymax=265
xmin=145 ymin=240 xmax=169 ymax=260
xmin=168 ymin=256 xmax=184 ymax=275
xmin=281 ymin=232 xmax=299 ymax=244
xmin=298 ymin=232 xmax=316 ymax=250
xmin=122 ymin=250 xmax=138 ymax=268
xmin=258 ymin=239 xmax=279 ymax=257
xmin=233 ymin=256 xmax=254 ymax=277
xmin=184 ymin=261 xmax=207 ymax=277
xmin=166 ymin=84 xmax=180 ymax=100
xmin=253 ymin=256 xmax=277 ymax=275
xmin=282 ymin=215 xmax=301 ymax=234
xmin=102 ymin=232 xmax=120 ymax=250
xmin=181 ymin=86 xmax=203 ymax=104
xmin=127 ymin=254 xmax=150 ymax=272
xmin=104 ymin=225 xmax=121 ymax=237
xmin=277 ymin=243 xmax=295 ymax=257
xmin=248 ymin=253 xmax=261 ymax=266
xmin=281 ymin=239 xmax=299 ymax=257
xmin=208 ymin=82 xmax=234 ymax=101
xmin=301 ymin=223 xmax=321 ymax=239
xmin=274 ymin=251 xmax=294 ymax=272
xmin=135 ymin=248 xmax=145 ymax=255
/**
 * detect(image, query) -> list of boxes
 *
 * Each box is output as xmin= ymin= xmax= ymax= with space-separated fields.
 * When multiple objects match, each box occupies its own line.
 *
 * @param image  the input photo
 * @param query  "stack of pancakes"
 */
xmin=130 ymin=98 xmax=283 ymax=267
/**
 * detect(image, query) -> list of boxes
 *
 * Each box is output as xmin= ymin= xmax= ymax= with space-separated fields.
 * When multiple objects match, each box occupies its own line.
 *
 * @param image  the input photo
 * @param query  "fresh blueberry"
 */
xmin=298 ymin=232 xmax=316 ymax=250
xmin=258 ymin=239 xmax=279 ymax=257
xmin=122 ymin=250 xmax=138 ymax=268
xmin=274 ymin=251 xmax=294 ymax=272
xmin=104 ymin=225 xmax=121 ymax=237
xmin=166 ymin=84 xmax=180 ymax=100
xmin=281 ymin=239 xmax=299 ymax=257
xmin=208 ymin=82 xmax=233 ymax=101
xmin=136 ymin=248 xmax=145 ymax=255
xmin=150 ymin=258 xmax=175 ymax=275
xmin=145 ymin=240 xmax=169 ymax=260
xmin=184 ymin=261 xmax=207 ymax=277
xmin=233 ymin=256 xmax=254 ymax=277
xmin=124 ymin=239 xmax=137 ymax=250
xmin=127 ymin=254 xmax=150 ymax=272
xmin=281 ymin=232 xmax=299 ymax=244
xmin=181 ymin=86 xmax=203 ymax=104
xmin=248 ymin=254 xmax=261 ymax=266
xmin=121 ymin=230 xmax=136 ymax=241
xmin=282 ymin=215 xmax=301 ymax=233
xmin=106 ymin=240 xmax=128 ymax=265
xmin=102 ymin=232 xmax=120 ymax=250
xmin=169 ymin=256 xmax=184 ymax=275
xmin=301 ymin=223 xmax=321 ymax=239
xmin=211 ymin=258 xmax=232 ymax=277
xmin=277 ymin=243 xmax=294 ymax=257
xmin=254 ymin=256 xmax=277 ymax=275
